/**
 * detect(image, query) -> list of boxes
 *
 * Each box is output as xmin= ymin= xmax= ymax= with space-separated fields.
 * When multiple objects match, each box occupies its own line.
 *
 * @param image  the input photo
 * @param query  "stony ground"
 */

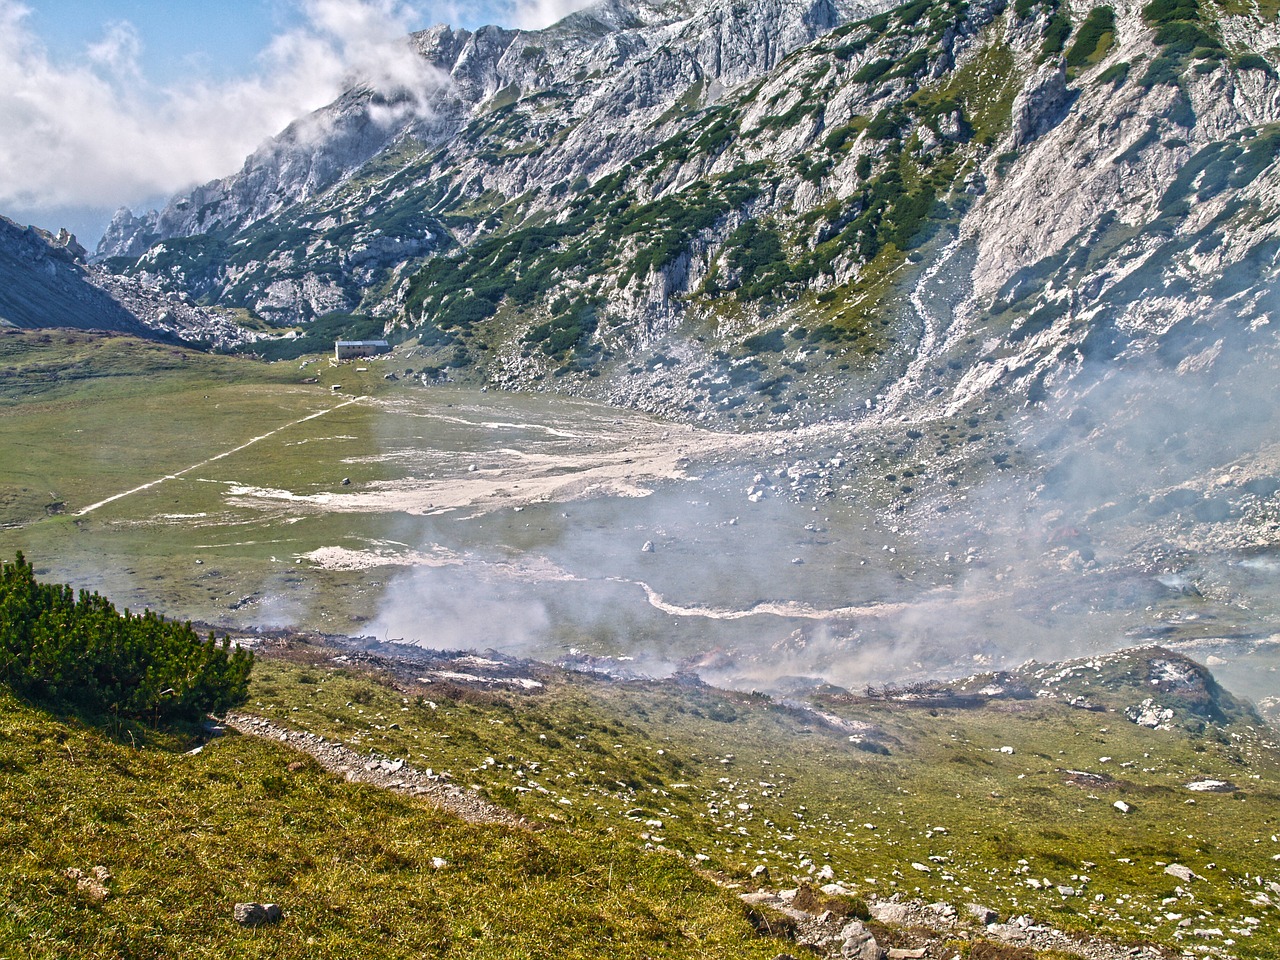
xmin=224 ymin=707 xmax=1197 ymax=960
xmin=222 ymin=712 xmax=529 ymax=830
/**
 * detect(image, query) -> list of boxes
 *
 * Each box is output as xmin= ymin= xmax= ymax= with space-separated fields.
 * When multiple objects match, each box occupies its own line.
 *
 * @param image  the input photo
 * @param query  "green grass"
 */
xmin=0 ymin=688 xmax=783 ymax=959
xmin=240 ymin=643 xmax=1280 ymax=956
xmin=0 ymin=331 xmax=320 ymax=528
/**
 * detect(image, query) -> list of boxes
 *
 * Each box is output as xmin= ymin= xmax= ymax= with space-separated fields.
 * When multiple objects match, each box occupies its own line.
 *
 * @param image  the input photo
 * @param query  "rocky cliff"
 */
xmin=97 ymin=0 xmax=1280 ymax=430
xmin=0 ymin=216 xmax=154 ymax=338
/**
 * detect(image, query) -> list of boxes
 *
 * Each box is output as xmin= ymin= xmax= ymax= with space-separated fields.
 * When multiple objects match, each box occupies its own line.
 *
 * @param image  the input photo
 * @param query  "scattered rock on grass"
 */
xmin=234 ymin=902 xmax=282 ymax=926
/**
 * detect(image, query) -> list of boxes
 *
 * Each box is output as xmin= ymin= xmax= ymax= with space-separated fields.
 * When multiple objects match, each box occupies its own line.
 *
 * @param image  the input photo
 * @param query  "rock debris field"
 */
xmin=222 ymin=707 xmax=1231 ymax=960
xmin=221 ymin=712 xmax=529 ymax=830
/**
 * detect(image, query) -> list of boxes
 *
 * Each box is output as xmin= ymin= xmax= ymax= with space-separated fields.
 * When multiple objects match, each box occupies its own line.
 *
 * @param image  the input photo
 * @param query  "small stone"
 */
xmin=641 ymin=540 xmax=655 ymax=553
xmin=926 ymin=900 xmax=955 ymax=919
xmin=65 ymin=867 xmax=110 ymax=902
xmin=966 ymin=902 xmax=998 ymax=924
xmin=233 ymin=902 xmax=282 ymax=926
xmin=1113 ymin=800 xmax=1132 ymax=814
xmin=1164 ymin=863 xmax=1197 ymax=882
xmin=751 ymin=864 xmax=771 ymax=881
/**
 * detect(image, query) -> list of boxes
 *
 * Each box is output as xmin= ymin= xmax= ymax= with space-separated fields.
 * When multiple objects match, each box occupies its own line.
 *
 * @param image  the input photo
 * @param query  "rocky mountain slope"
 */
xmin=0 ymin=217 xmax=152 ymax=338
xmin=0 ymin=215 xmax=258 ymax=349
xmin=97 ymin=0 xmax=1280 ymax=423
xmin=88 ymin=0 xmax=1280 ymax=608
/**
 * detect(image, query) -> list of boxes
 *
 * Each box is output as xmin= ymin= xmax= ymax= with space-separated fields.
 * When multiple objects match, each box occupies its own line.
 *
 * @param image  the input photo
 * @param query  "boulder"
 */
xmin=966 ymin=902 xmax=998 ymax=924
xmin=839 ymin=919 xmax=886 ymax=959
xmin=869 ymin=901 xmax=911 ymax=925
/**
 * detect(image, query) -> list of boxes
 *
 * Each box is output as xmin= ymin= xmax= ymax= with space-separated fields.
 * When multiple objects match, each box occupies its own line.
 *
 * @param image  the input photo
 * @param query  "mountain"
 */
xmin=0 ymin=215 xmax=262 ymax=349
xmin=0 ymin=216 xmax=153 ymax=338
xmin=96 ymin=0 xmax=1280 ymax=426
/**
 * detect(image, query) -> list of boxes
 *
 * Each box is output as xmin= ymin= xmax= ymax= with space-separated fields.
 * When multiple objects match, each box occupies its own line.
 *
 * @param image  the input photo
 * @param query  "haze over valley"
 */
xmin=2 ymin=0 xmax=1280 ymax=956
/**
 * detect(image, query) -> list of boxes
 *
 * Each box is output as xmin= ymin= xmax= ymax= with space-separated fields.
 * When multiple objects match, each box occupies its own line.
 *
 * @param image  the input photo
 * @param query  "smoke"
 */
xmin=354 ymin=288 xmax=1280 ymax=696
xmin=367 ymin=564 xmax=551 ymax=652
xmin=0 ymin=0 xmax=442 ymax=216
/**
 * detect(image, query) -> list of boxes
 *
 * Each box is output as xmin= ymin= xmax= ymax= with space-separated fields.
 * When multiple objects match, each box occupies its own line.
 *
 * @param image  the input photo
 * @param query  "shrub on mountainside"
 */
xmin=0 ymin=553 xmax=252 ymax=723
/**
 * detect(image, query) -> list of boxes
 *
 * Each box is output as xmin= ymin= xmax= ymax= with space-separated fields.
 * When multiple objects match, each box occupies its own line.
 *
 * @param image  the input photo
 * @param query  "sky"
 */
xmin=1 ymin=0 xmax=595 ymax=246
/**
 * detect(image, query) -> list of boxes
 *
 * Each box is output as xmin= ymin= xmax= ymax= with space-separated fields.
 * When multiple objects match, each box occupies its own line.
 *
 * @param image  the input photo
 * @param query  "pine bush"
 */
xmin=0 ymin=553 xmax=252 ymax=723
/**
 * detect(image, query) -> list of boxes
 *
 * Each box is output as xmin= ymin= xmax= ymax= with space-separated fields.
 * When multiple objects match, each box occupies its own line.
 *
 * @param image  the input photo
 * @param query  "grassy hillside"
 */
xmin=236 ymin=639 xmax=1280 ymax=956
xmin=0 ymin=687 xmax=782 ymax=960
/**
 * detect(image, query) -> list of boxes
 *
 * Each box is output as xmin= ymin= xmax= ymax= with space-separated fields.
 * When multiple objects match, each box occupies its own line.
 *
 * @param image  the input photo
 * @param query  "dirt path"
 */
xmin=75 ymin=398 xmax=365 ymax=517
xmin=222 ymin=711 xmax=530 ymax=829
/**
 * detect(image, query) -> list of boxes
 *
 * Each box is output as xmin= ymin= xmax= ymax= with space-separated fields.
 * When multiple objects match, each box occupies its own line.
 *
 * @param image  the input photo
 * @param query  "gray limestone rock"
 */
xmin=1010 ymin=61 xmax=1074 ymax=150
xmin=839 ymin=919 xmax=886 ymax=959
xmin=233 ymin=902 xmax=282 ymax=926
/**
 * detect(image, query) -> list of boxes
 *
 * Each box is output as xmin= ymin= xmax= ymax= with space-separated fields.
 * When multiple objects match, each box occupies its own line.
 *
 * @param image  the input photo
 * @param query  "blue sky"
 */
xmin=2 ymin=0 xmax=591 ymax=244
xmin=23 ymin=2 xmax=300 ymax=86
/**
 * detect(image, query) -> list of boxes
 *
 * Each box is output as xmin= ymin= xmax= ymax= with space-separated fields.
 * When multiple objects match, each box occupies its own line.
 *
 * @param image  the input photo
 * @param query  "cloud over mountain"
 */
xmin=0 ymin=0 xmax=439 ymax=214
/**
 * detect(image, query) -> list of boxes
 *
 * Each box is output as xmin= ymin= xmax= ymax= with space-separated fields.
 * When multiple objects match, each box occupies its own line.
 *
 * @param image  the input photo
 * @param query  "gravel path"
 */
xmin=222 ymin=712 xmax=530 ymax=830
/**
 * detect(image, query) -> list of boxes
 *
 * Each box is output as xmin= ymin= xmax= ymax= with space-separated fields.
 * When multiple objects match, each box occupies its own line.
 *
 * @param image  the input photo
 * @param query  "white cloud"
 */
xmin=0 ymin=0 xmax=444 ymax=214
xmin=85 ymin=20 xmax=143 ymax=79
xmin=509 ymin=0 xmax=598 ymax=30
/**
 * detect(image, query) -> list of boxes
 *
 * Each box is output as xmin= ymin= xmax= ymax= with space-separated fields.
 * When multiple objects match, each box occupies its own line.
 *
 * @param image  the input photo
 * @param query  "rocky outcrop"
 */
xmin=1009 ymin=61 xmax=1073 ymax=149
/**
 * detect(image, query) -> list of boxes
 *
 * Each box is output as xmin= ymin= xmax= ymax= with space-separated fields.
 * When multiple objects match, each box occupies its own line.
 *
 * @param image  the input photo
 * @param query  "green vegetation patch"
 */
xmin=0 ymin=553 xmax=251 ymax=723
xmin=1065 ymin=6 xmax=1116 ymax=71
xmin=1158 ymin=124 xmax=1280 ymax=213
xmin=0 ymin=688 xmax=781 ymax=960
xmin=1140 ymin=0 xmax=1225 ymax=89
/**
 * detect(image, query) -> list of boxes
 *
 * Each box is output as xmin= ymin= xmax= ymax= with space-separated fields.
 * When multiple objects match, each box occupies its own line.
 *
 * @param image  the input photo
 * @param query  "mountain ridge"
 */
xmin=91 ymin=0 xmax=1280 ymax=437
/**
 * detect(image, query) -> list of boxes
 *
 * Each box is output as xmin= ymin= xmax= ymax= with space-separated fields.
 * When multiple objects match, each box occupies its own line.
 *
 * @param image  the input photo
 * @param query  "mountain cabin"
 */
xmin=334 ymin=340 xmax=390 ymax=361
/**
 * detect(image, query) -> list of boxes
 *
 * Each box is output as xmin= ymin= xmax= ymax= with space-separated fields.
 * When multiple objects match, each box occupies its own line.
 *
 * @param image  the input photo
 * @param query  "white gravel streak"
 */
xmin=222 ymin=711 xmax=529 ymax=829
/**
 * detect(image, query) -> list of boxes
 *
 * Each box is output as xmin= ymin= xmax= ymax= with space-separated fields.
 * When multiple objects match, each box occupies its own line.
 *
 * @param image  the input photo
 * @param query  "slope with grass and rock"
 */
xmin=6 ymin=625 xmax=1277 ymax=959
